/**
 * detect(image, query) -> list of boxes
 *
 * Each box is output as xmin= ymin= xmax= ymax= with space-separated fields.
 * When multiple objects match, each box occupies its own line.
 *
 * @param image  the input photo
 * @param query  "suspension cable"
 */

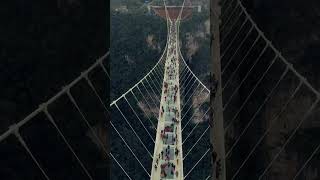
xmin=230 ymin=80 xmax=303 ymax=178
xmin=183 ymin=126 xmax=210 ymax=160
xmin=184 ymin=148 xmax=210 ymax=179
xmin=257 ymin=98 xmax=320 ymax=180
xmin=115 ymin=104 xmax=153 ymax=158
xmin=183 ymin=108 xmax=210 ymax=144
xmin=111 ymin=121 xmax=151 ymax=177
xmin=225 ymin=66 xmax=289 ymax=157
xmin=224 ymin=54 xmax=277 ymax=132
xmin=131 ymin=90 xmax=157 ymax=130
xmin=110 ymin=152 xmax=133 ymax=180
xmin=124 ymin=96 xmax=155 ymax=143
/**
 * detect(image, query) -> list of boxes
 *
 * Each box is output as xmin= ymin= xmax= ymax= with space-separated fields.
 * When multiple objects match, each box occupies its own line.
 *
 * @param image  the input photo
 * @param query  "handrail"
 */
xmin=234 ymin=0 xmax=320 ymax=97
xmin=110 ymin=5 xmax=170 ymax=107
xmin=0 ymin=51 xmax=110 ymax=142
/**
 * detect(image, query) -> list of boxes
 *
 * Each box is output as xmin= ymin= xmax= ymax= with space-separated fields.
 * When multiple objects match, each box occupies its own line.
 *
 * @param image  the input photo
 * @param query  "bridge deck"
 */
xmin=150 ymin=20 xmax=184 ymax=180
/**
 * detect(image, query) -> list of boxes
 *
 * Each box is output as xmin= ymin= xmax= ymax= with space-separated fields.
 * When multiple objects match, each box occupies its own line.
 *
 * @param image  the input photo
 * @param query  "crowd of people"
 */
xmin=153 ymin=21 xmax=182 ymax=179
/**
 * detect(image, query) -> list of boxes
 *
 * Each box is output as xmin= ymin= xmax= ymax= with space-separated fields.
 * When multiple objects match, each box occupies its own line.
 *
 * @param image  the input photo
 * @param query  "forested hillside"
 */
xmin=110 ymin=10 xmax=167 ymax=99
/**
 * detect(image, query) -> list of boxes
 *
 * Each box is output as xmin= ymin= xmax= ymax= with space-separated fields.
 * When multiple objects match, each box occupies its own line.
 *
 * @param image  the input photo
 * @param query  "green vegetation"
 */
xmin=110 ymin=9 xmax=167 ymax=99
xmin=180 ymin=8 xmax=211 ymax=87
xmin=110 ymin=2 xmax=211 ymax=179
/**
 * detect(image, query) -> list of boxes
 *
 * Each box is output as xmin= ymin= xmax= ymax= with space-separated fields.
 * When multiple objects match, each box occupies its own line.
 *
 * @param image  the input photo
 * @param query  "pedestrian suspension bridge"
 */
xmin=111 ymin=1 xmax=211 ymax=179
xmin=1 ymin=0 xmax=320 ymax=180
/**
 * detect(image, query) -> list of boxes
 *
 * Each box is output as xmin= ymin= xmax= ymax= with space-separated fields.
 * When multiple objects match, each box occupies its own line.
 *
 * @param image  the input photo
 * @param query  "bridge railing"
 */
xmin=109 ymin=2 xmax=171 ymax=179
xmin=219 ymin=0 xmax=320 ymax=179
xmin=0 ymin=52 xmax=110 ymax=180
